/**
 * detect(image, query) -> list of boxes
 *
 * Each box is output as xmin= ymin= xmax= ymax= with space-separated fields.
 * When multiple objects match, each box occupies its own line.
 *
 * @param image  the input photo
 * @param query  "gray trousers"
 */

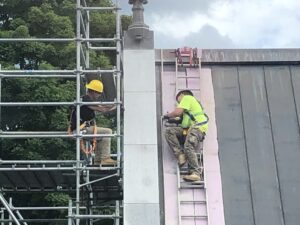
xmin=165 ymin=127 xmax=205 ymax=175
xmin=85 ymin=126 xmax=112 ymax=161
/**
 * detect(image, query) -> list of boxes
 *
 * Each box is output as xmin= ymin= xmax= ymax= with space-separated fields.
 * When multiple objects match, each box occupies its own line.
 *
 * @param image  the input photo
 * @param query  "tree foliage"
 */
xmin=0 ymin=0 xmax=130 ymax=156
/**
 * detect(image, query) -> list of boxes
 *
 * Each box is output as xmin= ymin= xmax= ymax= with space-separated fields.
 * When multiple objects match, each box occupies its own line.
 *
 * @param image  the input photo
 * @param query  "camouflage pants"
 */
xmin=85 ymin=126 xmax=112 ymax=161
xmin=165 ymin=127 xmax=205 ymax=175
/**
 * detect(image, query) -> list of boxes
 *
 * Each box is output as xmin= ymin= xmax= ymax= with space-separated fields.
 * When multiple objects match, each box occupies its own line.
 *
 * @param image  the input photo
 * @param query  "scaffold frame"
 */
xmin=0 ymin=0 xmax=123 ymax=224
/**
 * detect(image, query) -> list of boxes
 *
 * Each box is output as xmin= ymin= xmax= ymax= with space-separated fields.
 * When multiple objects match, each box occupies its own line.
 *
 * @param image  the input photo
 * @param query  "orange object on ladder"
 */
xmin=175 ymin=47 xmax=200 ymax=66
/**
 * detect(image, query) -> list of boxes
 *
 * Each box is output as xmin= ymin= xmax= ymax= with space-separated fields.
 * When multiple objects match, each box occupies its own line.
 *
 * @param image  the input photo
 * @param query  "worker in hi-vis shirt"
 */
xmin=163 ymin=90 xmax=208 ymax=182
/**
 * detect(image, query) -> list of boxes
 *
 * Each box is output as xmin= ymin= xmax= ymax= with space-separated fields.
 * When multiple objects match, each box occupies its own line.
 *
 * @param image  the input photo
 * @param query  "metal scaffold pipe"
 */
xmin=72 ymin=214 xmax=121 ymax=219
xmin=116 ymin=0 xmax=122 ymax=179
xmin=1 ymin=206 xmax=85 ymax=211
xmin=0 ymin=210 xmax=4 ymax=225
xmin=0 ymin=133 xmax=120 ymax=138
xmin=0 ymin=38 xmax=119 ymax=42
xmin=78 ymin=6 xmax=119 ymax=11
xmin=0 ymin=102 xmax=74 ymax=106
xmin=0 ymin=69 xmax=117 ymax=74
xmin=85 ymin=5 xmax=90 ymax=69
xmin=0 ymin=219 xmax=67 ymax=223
xmin=0 ymin=74 xmax=77 ymax=78
xmin=79 ymin=14 xmax=87 ymax=38
xmin=0 ymin=194 xmax=21 ymax=225
xmin=0 ymin=160 xmax=80 ymax=164
xmin=115 ymin=2 xmax=122 ymax=224
xmin=75 ymin=1 xmax=81 ymax=224
xmin=89 ymin=46 xmax=117 ymax=51
xmin=0 ymin=65 xmax=2 ymax=133
xmin=68 ymin=200 xmax=73 ymax=225
xmin=79 ymin=173 xmax=118 ymax=187
xmin=0 ymin=101 xmax=121 ymax=106
xmin=0 ymin=167 xmax=119 ymax=171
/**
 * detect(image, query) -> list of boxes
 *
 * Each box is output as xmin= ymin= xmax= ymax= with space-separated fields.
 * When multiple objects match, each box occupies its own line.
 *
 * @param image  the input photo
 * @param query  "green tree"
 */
xmin=0 ymin=1 xmax=130 ymax=224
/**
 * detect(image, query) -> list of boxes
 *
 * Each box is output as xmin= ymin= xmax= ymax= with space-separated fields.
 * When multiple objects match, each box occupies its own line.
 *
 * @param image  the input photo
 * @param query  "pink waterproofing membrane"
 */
xmin=161 ymin=66 xmax=225 ymax=225
xmin=198 ymin=68 xmax=225 ymax=225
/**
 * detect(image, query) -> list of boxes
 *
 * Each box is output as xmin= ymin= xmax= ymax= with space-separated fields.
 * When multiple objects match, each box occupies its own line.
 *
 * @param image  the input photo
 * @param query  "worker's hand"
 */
xmin=121 ymin=104 xmax=125 ymax=112
xmin=108 ymin=105 xmax=117 ymax=111
xmin=162 ymin=114 xmax=169 ymax=120
xmin=167 ymin=116 xmax=182 ymax=124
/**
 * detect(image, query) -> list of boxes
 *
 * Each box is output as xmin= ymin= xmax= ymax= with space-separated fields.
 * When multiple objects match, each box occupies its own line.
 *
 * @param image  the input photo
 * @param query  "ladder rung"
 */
xmin=180 ymin=166 xmax=204 ymax=170
xmin=180 ymin=172 xmax=204 ymax=177
xmin=180 ymin=180 xmax=204 ymax=184
xmin=180 ymin=183 xmax=204 ymax=189
xmin=176 ymin=76 xmax=200 ymax=78
xmin=179 ymin=171 xmax=190 ymax=175
xmin=181 ymin=215 xmax=208 ymax=219
xmin=177 ymin=64 xmax=200 ymax=68
xmin=179 ymin=170 xmax=204 ymax=174
xmin=177 ymin=88 xmax=201 ymax=91
xmin=180 ymin=200 xmax=206 ymax=204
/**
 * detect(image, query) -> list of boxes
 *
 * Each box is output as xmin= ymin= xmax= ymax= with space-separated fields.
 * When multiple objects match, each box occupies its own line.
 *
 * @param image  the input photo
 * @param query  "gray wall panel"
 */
xmin=124 ymin=49 xmax=160 ymax=225
xmin=291 ymin=66 xmax=300 ymax=131
xmin=239 ymin=66 xmax=283 ymax=225
xmin=265 ymin=66 xmax=300 ymax=225
xmin=212 ymin=66 xmax=254 ymax=225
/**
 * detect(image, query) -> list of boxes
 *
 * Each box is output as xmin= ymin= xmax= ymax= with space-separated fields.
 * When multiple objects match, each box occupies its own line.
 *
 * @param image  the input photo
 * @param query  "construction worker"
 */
xmin=163 ymin=90 xmax=208 ymax=181
xmin=69 ymin=79 xmax=117 ymax=166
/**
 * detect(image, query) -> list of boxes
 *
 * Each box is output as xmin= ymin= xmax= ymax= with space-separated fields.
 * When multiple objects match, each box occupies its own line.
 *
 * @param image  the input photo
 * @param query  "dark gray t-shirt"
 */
xmin=70 ymin=95 xmax=95 ymax=131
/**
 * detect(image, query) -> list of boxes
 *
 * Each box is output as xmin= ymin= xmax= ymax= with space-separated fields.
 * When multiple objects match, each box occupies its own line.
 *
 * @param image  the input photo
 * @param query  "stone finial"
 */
xmin=129 ymin=0 xmax=148 ymax=4
xmin=128 ymin=0 xmax=149 ymax=40
xmin=124 ymin=0 xmax=153 ymax=48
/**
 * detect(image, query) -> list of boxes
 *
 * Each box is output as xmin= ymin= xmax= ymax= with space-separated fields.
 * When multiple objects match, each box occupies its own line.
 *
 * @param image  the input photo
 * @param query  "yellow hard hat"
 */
xmin=86 ymin=80 xmax=103 ymax=93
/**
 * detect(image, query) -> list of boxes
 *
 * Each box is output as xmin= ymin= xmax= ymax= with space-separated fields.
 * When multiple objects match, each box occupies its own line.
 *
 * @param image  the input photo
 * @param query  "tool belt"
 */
xmin=181 ymin=126 xmax=206 ymax=144
xmin=183 ymin=128 xmax=189 ymax=136
xmin=67 ymin=119 xmax=97 ymax=157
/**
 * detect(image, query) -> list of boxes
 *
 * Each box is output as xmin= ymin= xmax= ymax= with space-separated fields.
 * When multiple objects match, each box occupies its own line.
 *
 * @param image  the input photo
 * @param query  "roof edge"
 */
xmin=155 ymin=48 xmax=300 ymax=65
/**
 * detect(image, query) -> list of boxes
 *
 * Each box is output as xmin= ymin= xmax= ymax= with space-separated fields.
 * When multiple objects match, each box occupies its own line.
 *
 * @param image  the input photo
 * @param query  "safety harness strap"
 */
xmin=67 ymin=108 xmax=97 ymax=156
xmin=184 ymin=111 xmax=209 ymax=125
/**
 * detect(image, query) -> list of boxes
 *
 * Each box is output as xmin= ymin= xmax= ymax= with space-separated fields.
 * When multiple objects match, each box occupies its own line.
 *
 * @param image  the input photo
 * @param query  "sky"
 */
xmin=120 ymin=0 xmax=300 ymax=49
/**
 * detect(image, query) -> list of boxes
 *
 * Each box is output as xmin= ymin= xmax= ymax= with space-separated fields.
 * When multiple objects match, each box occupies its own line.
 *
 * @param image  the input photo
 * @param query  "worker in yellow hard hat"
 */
xmin=163 ymin=90 xmax=208 ymax=182
xmin=69 ymin=79 xmax=117 ymax=166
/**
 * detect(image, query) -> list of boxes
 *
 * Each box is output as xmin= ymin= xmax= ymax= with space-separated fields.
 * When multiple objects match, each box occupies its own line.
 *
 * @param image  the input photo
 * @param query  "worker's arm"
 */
xmin=88 ymin=105 xmax=116 ymax=113
xmin=166 ymin=107 xmax=184 ymax=118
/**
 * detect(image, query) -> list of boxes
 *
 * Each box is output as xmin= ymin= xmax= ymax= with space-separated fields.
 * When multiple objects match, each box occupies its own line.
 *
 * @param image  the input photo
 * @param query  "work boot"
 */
xmin=100 ymin=158 xmax=117 ymax=166
xmin=177 ymin=153 xmax=186 ymax=167
xmin=183 ymin=172 xmax=201 ymax=182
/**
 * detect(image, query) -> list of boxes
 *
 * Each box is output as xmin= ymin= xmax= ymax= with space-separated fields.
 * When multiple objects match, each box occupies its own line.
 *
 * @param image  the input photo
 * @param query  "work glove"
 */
xmin=162 ymin=114 xmax=169 ymax=120
xmin=120 ymin=104 xmax=125 ymax=112
xmin=167 ymin=116 xmax=182 ymax=124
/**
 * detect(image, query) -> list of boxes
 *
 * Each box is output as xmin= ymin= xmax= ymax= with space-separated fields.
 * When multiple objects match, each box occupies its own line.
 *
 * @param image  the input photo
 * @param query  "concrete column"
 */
xmin=123 ymin=2 xmax=160 ymax=225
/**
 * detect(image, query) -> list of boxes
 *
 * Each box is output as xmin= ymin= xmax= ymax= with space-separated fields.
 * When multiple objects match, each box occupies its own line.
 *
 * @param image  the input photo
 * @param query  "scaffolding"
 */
xmin=0 ymin=0 xmax=123 ymax=224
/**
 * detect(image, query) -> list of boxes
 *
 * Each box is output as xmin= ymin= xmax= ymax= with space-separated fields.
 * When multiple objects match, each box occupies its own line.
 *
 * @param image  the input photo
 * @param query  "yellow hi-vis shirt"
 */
xmin=178 ymin=95 xmax=208 ymax=133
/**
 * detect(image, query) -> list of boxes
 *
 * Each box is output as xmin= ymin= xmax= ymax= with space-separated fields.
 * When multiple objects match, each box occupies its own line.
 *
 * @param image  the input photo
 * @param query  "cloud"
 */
xmin=150 ymin=11 xmax=235 ymax=48
xmin=146 ymin=0 xmax=214 ymax=14
xmin=154 ymin=24 xmax=235 ymax=49
xmin=207 ymin=0 xmax=300 ymax=47
xmin=120 ymin=0 xmax=215 ymax=15
xmin=183 ymin=25 xmax=236 ymax=49
xmin=122 ymin=0 xmax=300 ymax=48
xmin=150 ymin=12 xmax=208 ymax=39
